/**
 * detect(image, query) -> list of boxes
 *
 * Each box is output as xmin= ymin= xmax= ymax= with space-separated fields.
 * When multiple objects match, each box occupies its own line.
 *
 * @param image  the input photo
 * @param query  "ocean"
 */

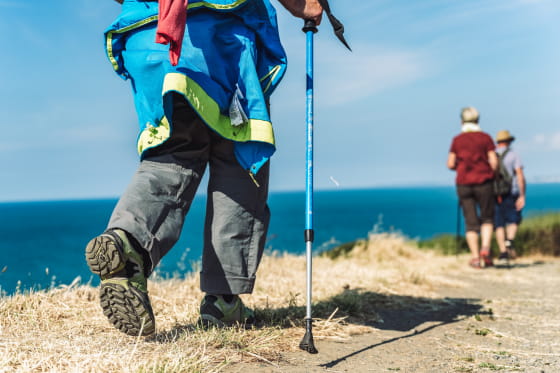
xmin=1 ymin=184 xmax=559 ymax=296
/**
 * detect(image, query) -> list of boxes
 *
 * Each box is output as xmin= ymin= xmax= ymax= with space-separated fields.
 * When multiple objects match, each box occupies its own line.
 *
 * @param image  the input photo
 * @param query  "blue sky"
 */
xmin=1 ymin=0 xmax=559 ymax=202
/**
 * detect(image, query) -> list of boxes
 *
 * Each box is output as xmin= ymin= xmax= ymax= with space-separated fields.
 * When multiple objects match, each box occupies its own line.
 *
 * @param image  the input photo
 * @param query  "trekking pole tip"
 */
xmin=299 ymin=331 xmax=318 ymax=354
xmin=299 ymin=318 xmax=319 ymax=354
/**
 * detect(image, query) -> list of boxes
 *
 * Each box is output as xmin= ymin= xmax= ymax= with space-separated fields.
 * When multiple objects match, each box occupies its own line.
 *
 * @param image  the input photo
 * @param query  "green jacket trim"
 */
xmin=188 ymin=0 xmax=248 ymax=11
xmin=137 ymin=115 xmax=171 ymax=155
xmin=106 ymin=15 xmax=159 ymax=72
xmin=163 ymin=72 xmax=275 ymax=145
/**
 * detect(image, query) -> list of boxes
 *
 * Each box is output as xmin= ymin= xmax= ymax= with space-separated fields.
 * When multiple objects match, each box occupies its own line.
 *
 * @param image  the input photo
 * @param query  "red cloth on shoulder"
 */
xmin=450 ymin=131 xmax=496 ymax=185
xmin=156 ymin=0 xmax=188 ymax=66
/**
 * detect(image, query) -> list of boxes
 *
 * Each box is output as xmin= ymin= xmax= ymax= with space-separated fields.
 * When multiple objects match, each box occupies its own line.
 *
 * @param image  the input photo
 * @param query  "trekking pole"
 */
xmin=298 ymin=1 xmax=350 ymax=355
xmin=456 ymin=201 xmax=461 ymax=256
xmin=299 ymin=19 xmax=319 ymax=355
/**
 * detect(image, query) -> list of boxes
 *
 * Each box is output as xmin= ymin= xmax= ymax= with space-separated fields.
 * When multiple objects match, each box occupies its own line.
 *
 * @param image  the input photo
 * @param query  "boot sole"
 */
xmin=100 ymin=280 xmax=156 ymax=336
xmin=85 ymin=234 xmax=126 ymax=279
xmin=86 ymin=233 xmax=155 ymax=336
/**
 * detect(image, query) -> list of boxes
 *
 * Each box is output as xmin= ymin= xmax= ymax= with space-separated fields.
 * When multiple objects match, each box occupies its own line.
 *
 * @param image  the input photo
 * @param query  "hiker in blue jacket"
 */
xmin=494 ymin=130 xmax=526 ymax=262
xmin=85 ymin=0 xmax=323 ymax=336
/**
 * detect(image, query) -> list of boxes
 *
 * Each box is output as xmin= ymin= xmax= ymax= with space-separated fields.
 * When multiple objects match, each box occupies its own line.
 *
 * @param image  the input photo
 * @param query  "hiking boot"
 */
xmin=199 ymin=294 xmax=255 ymax=328
xmin=85 ymin=229 xmax=155 ymax=336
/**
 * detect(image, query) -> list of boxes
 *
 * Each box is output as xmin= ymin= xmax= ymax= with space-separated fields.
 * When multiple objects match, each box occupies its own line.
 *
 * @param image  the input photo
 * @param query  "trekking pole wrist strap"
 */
xmin=303 ymin=0 xmax=351 ymax=50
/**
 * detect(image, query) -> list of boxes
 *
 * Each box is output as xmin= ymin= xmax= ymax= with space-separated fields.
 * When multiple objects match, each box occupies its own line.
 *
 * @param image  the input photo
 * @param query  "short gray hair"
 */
xmin=461 ymin=107 xmax=479 ymax=123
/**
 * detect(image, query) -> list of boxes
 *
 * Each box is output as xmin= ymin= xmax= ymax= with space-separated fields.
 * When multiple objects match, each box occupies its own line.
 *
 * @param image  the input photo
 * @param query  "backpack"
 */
xmin=493 ymin=148 xmax=512 ymax=196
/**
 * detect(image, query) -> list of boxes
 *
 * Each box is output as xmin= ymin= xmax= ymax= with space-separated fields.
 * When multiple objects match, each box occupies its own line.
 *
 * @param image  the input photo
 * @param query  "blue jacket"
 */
xmin=105 ymin=0 xmax=287 ymax=175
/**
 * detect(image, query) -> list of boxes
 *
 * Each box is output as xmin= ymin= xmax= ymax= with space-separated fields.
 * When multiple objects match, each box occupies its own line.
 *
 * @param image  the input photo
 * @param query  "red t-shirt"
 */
xmin=450 ymin=131 xmax=495 ymax=185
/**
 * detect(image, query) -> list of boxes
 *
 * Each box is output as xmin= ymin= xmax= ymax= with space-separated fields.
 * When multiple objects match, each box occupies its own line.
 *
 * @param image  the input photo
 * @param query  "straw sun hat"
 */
xmin=496 ymin=130 xmax=515 ymax=143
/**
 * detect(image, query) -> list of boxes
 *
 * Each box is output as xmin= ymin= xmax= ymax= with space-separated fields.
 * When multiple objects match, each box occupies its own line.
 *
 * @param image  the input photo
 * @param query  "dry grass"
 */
xmin=0 ymin=234 xmax=470 ymax=373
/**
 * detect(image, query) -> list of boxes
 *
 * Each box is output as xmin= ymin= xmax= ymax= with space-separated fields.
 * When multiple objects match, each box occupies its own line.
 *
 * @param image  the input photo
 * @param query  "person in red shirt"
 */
xmin=447 ymin=107 xmax=498 ymax=268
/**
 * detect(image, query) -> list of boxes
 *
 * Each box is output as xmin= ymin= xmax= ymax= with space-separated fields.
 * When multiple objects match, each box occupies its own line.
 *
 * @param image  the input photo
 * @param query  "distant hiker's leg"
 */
xmin=474 ymin=181 xmax=495 ymax=266
xmin=476 ymin=181 xmax=495 ymax=229
xmin=457 ymin=185 xmax=479 ymax=231
xmin=457 ymin=185 xmax=480 ymax=263
xmin=494 ymin=201 xmax=507 ymax=254
xmin=465 ymin=231 xmax=480 ymax=259
xmin=200 ymin=133 xmax=270 ymax=296
xmin=499 ymin=194 xmax=521 ymax=259
xmin=480 ymin=223 xmax=493 ymax=252
xmin=108 ymin=94 xmax=210 ymax=273
xmin=479 ymin=223 xmax=494 ymax=267
xmin=506 ymin=224 xmax=519 ymax=243
xmin=504 ymin=195 xmax=521 ymax=241
xmin=506 ymin=223 xmax=519 ymax=258
xmin=495 ymin=226 xmax=507 ymax=254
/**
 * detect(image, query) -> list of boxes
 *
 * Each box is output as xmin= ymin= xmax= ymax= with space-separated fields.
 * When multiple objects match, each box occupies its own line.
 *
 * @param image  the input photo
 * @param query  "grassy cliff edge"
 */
xmin=1 ymin=213 xmax=558 ymax=372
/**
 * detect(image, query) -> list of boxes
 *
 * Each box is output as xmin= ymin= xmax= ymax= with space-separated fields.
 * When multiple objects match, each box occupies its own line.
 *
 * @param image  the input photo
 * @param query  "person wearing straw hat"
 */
xmin=447 ymin=107 xmax=498 ymax=268
xmin=494 ymin=130 xmax=526 ymax=262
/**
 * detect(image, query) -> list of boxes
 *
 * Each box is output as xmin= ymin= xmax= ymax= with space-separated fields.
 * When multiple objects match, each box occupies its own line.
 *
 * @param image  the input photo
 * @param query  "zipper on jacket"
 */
xmin=248 ymin=172 xmax=260 ymax=188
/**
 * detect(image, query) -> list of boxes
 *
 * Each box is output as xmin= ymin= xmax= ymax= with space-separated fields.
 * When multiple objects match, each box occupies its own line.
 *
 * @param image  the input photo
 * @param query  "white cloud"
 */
xmin=532 ymin=131 xmax=560 ymax=150
xmin=515 ymin=0 xmax=555 ymax=4
xmin=315 ymin=45 xmax=431 ymax=106
xmin=442 ymin=0 xmax=559 ymax=18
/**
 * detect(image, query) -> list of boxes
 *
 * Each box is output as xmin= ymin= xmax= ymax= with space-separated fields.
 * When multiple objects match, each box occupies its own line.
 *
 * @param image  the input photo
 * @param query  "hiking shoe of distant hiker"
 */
xmin=469 ymin=258 xmax=481 ymax=269
xmin=505 ymin=240 xmax=517 ymax=260
xmin=199 ymin=294 xmax=255 ymax=328
xmin=85 ymin=229 xmax=155 ymax=336
xmin=498 ymin=251 xmax=509 ymax=262
xmin=480 ymin=250 xmax=493 ymax=268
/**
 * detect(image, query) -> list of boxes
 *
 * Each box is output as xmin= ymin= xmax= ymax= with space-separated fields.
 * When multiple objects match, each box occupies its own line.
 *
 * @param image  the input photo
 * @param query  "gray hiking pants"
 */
xmin=108 ymin=94 xmax=270 ymax=294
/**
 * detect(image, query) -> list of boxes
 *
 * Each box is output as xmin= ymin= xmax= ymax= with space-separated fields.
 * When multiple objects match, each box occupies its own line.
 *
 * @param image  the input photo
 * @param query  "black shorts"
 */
xmin=456 ymin=181 xmax=495 ymax=232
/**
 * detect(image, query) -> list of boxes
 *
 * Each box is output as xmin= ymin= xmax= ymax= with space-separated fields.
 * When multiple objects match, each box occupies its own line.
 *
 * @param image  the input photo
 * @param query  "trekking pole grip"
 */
xmin=302 ymin=19 xmax=318 ymax=33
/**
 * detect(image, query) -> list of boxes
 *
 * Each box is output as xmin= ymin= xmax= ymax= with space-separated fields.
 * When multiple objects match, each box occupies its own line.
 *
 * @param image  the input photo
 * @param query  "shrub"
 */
xmin=418 ymin=213 xmax=560 ymax=257
xmin=320 ymin=240 xmax=367 ymax=259
xmin=515 ymin=213 xmax=560 ymax=256
xmin=417 ymin=234 xmax=469 ymax=256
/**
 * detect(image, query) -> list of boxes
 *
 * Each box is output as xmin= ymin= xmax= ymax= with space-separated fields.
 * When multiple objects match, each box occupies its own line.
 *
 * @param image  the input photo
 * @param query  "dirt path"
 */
xmin=233 ymin=258 xmax=560 ymax=372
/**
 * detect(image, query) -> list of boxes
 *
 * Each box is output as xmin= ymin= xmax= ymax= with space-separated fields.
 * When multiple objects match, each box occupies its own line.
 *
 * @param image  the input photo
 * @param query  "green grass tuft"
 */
xmin=515 ymin=213 xmax=560 ymax=256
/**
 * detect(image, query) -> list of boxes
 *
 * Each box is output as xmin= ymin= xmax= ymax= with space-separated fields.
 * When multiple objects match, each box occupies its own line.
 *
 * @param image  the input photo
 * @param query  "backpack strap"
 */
xmin=498 ymin=147 xmax=510 ymax=159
